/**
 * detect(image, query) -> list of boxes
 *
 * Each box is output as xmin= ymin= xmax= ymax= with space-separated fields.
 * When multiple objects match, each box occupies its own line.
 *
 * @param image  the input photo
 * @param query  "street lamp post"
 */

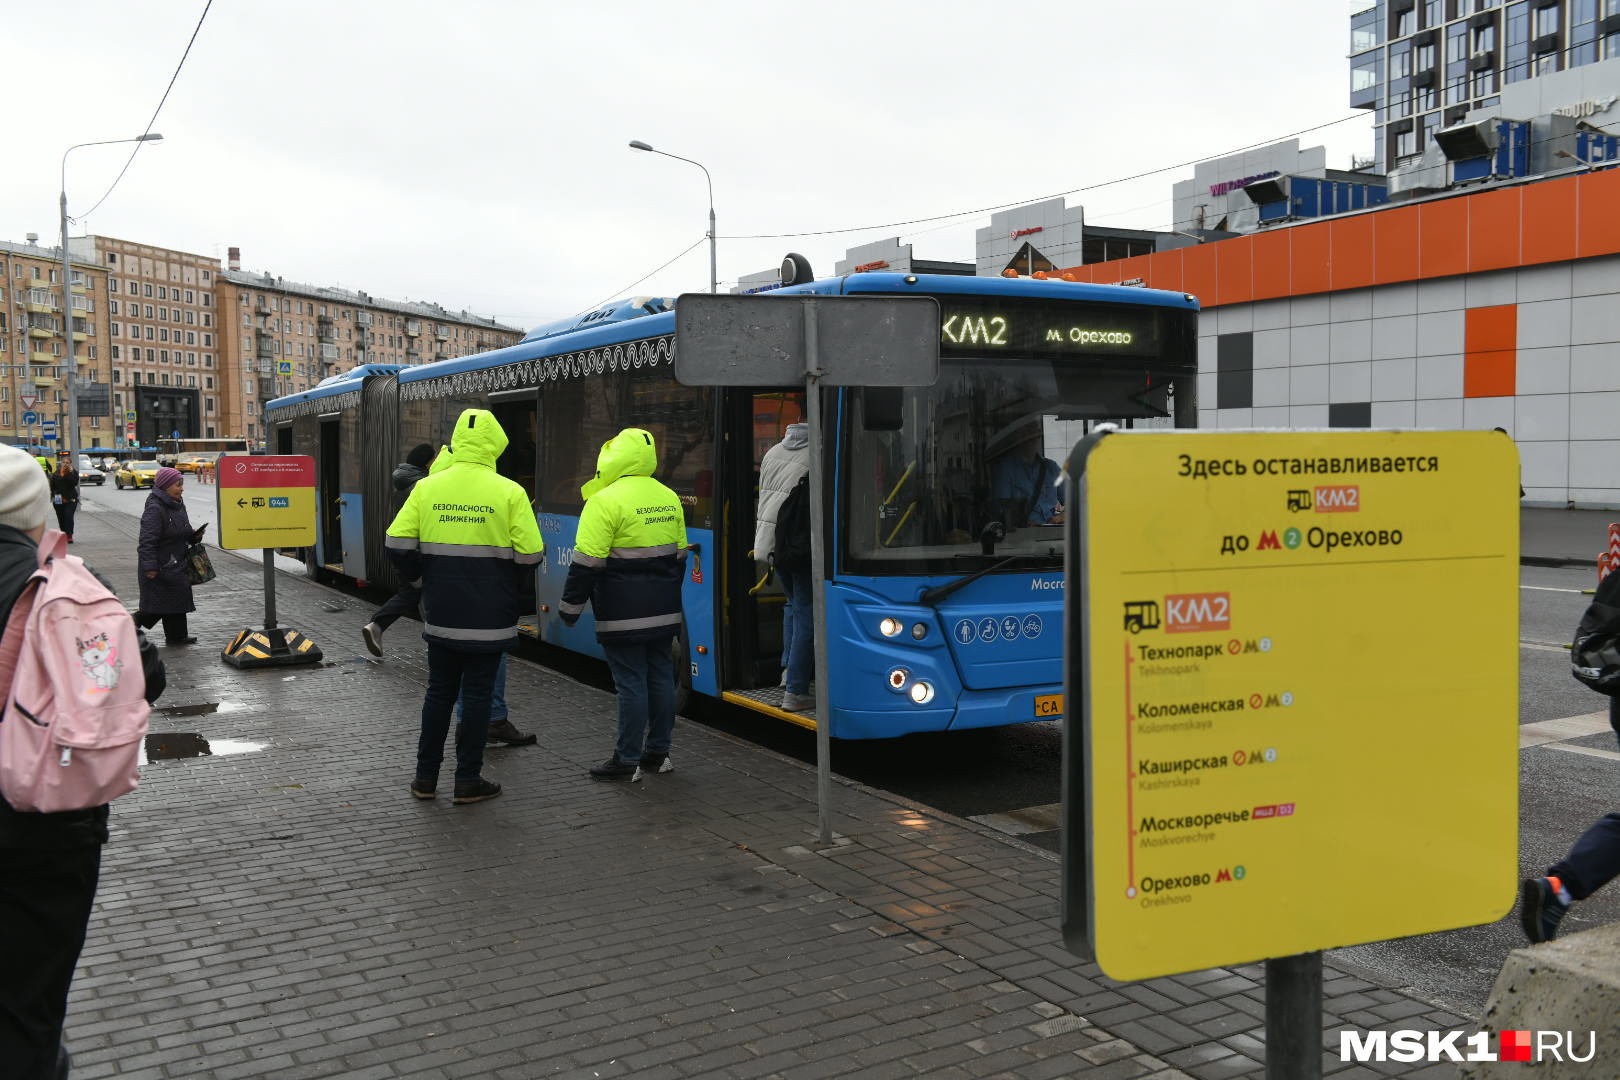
xmin=61 ymin=133 xmax=163 ymax=462
xmin=629 ymin=140 xmax=716 ymax=293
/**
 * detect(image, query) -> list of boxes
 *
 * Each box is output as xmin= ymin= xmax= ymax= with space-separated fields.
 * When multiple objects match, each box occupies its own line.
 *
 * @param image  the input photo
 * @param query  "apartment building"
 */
xmin=215 ymin=264 xmax=520 ymax=446
xmin=0 ymin=237 xmax=111 ymax=452
xmin=1353 ymin=0 xmax=1620 ymax=173
xmin=84 ymin=236 xmax=222 ymax=448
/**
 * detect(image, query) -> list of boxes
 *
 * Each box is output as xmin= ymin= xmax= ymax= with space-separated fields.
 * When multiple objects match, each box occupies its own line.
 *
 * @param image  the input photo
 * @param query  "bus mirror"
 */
xmin=862 ymin=387 xmax=904 ymax=431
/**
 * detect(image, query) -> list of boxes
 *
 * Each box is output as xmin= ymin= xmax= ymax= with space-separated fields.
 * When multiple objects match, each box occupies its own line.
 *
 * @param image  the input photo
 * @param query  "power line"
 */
xmin=719 ymin=113 xmax=1372 ymax=241
xmin=76 ymin=0 xmax=214 ymax=222
xmin=578 ymin=235 xmax=707 ymax=315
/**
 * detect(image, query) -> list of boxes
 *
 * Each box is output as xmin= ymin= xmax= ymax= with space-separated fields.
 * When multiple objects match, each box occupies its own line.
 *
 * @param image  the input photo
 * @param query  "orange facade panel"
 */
xmin=1467 ymin=187 xmax=1522 ymax=273
xmin=1328 ymin=216 xmax=1374 ymax=291
xmin=1373 ymin=205 xmax=1421 ymax=284
xmin=1464 ymin=304 xmax=1517 ymax=399
xmin=1576 ymin=167 xmax=1620 ymax=260
xmin=1180 ymin=243 xmax=1220 ymax=307
xmin=1521 ymin=179 xmax=1577 ymax=267
xmin=1250 ymin=229 xmax=1291 ymax=300
xmin=1143 ymin=247 xmax=1183 ymax=294
xmin=1217 ymin=237 xmax=1253 ymax=305
xmin=1418 ymin=198 xmax=1469 ymax=279
xmin=1289 ymin=223 xmax=1332 ymax=296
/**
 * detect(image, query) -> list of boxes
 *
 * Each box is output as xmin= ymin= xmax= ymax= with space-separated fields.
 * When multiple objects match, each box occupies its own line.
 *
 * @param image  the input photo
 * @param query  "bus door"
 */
xmin=719 ymin=389 xmax=804 ymax=701
xmin=489 ymin=389 xmax=540 ymax=624
xmin=318 ymin=416 xmax=343 ymax=569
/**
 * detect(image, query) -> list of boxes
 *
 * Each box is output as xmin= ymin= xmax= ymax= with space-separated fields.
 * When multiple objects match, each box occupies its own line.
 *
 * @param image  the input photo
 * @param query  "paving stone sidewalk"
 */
xmin=59 ymin=504 xmax=1466 ymax=1079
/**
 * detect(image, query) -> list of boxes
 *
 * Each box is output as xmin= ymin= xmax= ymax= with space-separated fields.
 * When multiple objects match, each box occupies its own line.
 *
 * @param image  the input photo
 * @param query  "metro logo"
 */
xmin=1163 ymin=593 xmax=1231 ymax=633
xmin=1313 ymin=485 xmax=1360 ymax=513
xmin=1256 ymin=530 xmax=1281 ymax=550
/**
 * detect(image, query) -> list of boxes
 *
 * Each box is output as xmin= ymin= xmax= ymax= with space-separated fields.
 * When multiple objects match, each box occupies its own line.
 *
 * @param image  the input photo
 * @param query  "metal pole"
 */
xmin=263 ymin=548 xmax=278 ymax=630
xmin=60 ymin=190 xmax=79 ymax=464
xmin=805 ymin=301 xmax=833 ymax=845
xmin=1265 ymin=952 xmax=1323 ymax=1080
xmin=709 ymin=205 xmax=718 ymax=294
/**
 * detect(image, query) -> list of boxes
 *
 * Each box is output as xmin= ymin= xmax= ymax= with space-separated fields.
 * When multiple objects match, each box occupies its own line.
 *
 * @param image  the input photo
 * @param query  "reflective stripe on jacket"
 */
xmin=560 ymin=427 xmax=687 ymax=643
xmin=385 ymin=409 xmax=543 ymax=652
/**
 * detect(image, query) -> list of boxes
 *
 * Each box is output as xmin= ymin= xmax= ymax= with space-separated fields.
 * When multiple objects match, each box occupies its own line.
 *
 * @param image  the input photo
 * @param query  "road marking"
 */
xmin=1521 ymin=585 xmax=1586 ymax=594
xmin=971 ymin=803 xmax=1060 ymax=836
xmin=1520 ymin=712 xmax=1611 ymax=747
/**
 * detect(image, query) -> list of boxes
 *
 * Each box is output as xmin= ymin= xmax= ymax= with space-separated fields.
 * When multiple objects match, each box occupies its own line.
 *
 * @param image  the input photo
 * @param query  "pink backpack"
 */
xmin=0 ymin=530 xmax=149 ymax=812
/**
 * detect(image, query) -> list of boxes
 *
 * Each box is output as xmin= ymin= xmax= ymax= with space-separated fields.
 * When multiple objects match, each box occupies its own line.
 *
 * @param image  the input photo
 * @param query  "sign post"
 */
xmin=1062 ymin=429 xmax=1519 ymax=1079
xmin=215 ymin=454 xmax=322 ymax=668
xmin=675 ymin=290 xmax=940 ymax=845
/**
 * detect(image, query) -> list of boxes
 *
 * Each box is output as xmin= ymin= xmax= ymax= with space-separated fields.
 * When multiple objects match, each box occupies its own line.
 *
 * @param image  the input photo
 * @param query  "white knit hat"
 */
xmin=0 ymin=446 xmax=51 ymax=532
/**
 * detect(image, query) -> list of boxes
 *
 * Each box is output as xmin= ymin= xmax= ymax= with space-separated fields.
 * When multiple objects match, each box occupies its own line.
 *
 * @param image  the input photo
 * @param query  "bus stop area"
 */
xmin=65 ymin=503 xmax=1498 ymax=1080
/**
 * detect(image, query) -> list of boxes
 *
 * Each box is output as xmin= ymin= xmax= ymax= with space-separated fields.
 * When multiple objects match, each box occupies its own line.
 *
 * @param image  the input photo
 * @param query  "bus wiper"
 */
xmin=919 ymin=553 xmax=1024 ymax=608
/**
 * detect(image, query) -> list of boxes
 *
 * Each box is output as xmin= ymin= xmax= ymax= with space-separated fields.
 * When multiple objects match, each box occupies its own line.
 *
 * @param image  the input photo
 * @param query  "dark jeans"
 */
xmin=418 ymin=645 xmax=501 ymax=783
xmin=371 ymin=581 xmax=421 ymax=633
xmin=775 ymin=565 xmax=813 ymax=695
xmin=603 ymin=637 xmax=676 ymax=765
xmin=134 ymin=611 xmax=188 ymax=643
xmin=0 ymin=845 xmax=101 ymax=1080
xmin=52 ymin=500 xmax=77 ymax=538
xmin=1548 ymin=699 xmax=1620 ymax=900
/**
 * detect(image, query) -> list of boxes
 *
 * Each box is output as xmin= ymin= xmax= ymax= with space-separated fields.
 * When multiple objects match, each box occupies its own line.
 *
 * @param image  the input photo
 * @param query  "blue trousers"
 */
xmin=775 ymin=565 xmax=813 ymax=695
xmin=602 ymin=637 xmax=676 ymax=765
xmin=457 ymin=653 xmax=507 ymax=723
xmin=1548 ymin=699 xmax=1620 ymax=900
xmin=418 ymin=645 xmax=501 ymax=783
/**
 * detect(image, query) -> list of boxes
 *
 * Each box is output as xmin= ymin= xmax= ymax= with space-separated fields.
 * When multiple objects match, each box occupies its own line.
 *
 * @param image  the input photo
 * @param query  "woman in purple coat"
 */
xmin=135 ymin=467 xmax=206 ymax=646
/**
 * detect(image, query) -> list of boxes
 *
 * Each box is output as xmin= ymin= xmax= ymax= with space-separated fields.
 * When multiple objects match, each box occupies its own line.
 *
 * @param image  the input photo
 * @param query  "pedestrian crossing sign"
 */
xmin=278 ymin=361 xmax=292 ymax=374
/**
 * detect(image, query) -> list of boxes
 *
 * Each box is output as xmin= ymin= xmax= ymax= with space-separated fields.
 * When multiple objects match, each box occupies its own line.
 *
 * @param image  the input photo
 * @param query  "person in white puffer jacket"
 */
xmin=753 ymin=423 xmax=813 ymax=711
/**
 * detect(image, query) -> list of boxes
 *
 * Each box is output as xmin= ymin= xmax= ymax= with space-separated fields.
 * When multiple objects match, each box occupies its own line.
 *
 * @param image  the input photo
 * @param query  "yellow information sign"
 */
xmin=1066 ymin=430 xmax=1519 ymax=982
xmin=215 ymin=455 xmax=317 ymax=549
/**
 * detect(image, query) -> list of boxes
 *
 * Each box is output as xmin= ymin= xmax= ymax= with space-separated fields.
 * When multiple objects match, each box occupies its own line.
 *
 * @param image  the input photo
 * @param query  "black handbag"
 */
xmin=184 ymin=543 xmax=216 ymax=586
xmin=1572 ymin=569 xmax=1620 ymax=695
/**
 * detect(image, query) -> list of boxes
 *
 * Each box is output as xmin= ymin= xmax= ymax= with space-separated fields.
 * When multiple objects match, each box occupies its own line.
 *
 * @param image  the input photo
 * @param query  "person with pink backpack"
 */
xmin=0 ymin=445 xmax=165 ymax=1079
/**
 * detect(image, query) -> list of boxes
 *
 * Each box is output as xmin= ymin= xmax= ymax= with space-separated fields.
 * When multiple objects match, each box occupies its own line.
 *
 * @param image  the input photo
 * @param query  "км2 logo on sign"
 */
xmin=1287 ymin=486 xmax=1360 ymax=513
xmin=1123 ymin=594 xmax=1230 ymax=634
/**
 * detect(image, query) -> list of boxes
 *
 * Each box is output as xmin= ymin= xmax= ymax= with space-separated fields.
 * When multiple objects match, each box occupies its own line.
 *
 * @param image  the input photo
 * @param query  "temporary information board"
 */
xmin=1063 ymin=430 xmax=1519 ymax=982
xmin=216 ymin=455 xmax=316 ymax=549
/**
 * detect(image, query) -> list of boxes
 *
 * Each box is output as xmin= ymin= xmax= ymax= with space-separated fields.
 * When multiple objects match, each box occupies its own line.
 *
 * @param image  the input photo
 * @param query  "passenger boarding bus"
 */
xmin=263 ymin=271 xmax=1198 ymax=738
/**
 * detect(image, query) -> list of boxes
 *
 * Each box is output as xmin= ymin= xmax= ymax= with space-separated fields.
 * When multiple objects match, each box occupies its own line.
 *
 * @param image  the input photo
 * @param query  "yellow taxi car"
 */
xmin=176 ymin=452 xmax=216 ymax=474
xmin=115 ymin=460 xmax=161 ymax=490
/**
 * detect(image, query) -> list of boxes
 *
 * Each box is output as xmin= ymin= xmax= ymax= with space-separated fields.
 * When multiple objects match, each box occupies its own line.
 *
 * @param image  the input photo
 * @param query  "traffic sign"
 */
xmin=171 ymin=430 xmax=181 ymax=439
xmin=41 ymin=419 xmax=56 ymax=430
xmin=278 ymin=360 xmax=292 ymax=374
xmin=19 ymin=393 xmax=37 ymax=410
xmin=125 ymin=410 xmax=136 ymax=423
xmin=20 ymin=411 xmax=38 ymax=426
xmin=1063 ymin=429 xmax=1519 ymax=982
xmin=215 ymin=456 xmax=316 ymax=549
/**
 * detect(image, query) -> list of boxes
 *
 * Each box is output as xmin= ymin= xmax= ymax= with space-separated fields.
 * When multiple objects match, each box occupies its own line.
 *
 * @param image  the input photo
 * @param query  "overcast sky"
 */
xmin=6 ymin=1 xmax=1374 ymax=333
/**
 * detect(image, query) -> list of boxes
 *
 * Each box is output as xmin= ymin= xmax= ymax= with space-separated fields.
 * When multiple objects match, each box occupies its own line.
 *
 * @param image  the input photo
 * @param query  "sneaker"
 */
xmin=486 ymin=719 xmax=537 ymax=747
xmin=639 ymin=752 xmax=674 ymax=774
xmin=409 ymin=778 xmax=437 ymax=800
xmin=451 ymin=778 xmax=502 ymax=804
xmin=590 ymin=756 xmax=641 ymax=783
xmin=781 ymin=692 xmax=816 ymax=713
xmin=362 ymin=622 xmax=384 ymax=657
xmin=1520 ymin=876 xmax=1569 ymax=943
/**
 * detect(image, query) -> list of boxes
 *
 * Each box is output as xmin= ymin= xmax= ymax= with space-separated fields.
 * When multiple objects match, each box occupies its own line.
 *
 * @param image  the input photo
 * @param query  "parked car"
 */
xmin=115 ymin=460 xmax=161 ymax=489
xmin=77 ymin=456 xmax=104 ymax=485
xmin=177 ymin=452 xmax=216 ymax=474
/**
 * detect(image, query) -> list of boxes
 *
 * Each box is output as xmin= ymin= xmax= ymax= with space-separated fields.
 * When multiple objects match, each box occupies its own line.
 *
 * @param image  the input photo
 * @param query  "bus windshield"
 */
xmin=844 ymin=351 xmax=1192 ymax=575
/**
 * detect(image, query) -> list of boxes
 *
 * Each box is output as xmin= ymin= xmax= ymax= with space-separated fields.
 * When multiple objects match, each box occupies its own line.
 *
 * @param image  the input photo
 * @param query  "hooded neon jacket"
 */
xmin=560 ymin=428 xmax=687 ymax=643
xmin=385 ymin=409 xmax=543 ymax=652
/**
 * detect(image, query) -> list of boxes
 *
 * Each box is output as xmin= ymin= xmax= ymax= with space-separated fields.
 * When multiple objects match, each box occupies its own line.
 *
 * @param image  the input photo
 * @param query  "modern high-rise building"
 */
xmin=1352 ymin=0 xmax=1620 ymax=173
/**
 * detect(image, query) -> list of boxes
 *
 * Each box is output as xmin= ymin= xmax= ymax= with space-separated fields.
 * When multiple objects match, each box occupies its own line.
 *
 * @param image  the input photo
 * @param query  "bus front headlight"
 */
xmin=879 ymin=617 xmax=903 ymax=638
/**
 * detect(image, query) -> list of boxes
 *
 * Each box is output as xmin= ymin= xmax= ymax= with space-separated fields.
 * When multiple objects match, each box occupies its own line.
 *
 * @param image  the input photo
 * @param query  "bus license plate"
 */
xmin=1034 ymin=694 xmax=1064 ymax=719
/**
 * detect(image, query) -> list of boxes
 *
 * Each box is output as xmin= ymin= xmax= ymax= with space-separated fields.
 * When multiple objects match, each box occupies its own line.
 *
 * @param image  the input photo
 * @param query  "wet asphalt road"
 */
xmin=82 ymin=483 xmax=1619 ymax=1019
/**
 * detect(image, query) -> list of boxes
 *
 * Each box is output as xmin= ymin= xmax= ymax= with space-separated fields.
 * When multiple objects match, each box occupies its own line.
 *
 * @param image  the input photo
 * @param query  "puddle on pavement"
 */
xmin=155 ymin=701 xmax=245 ymax=718
xmin=143 ymin=732 xmax=267 ymax=761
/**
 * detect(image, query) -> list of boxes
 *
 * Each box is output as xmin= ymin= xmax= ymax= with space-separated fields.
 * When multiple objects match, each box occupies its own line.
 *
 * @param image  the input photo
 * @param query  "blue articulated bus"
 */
xmin=264 ymin=272 xmax=1198 ymax=738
